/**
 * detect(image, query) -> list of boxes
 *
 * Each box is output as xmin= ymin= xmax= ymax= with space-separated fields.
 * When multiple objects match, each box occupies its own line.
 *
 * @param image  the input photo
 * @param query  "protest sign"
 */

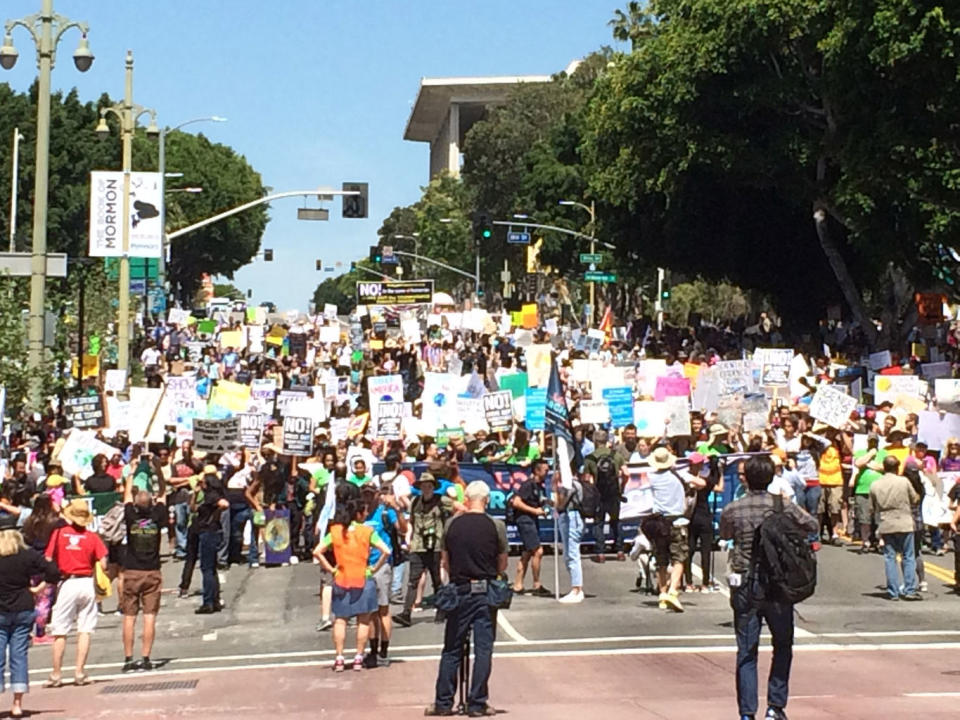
xmin=483 ymin=391 xmax=514 ymax=433
xmin=285 ymin=395 xmax=327 ymax=423
xmin=935 ymin=379 xmax=960 ymax=412
xmin=525 ymin=344 xmax=553 ymax=387
xmin=436 ymin=427 xmax=464 ymax=448
xmin=192 ymin=417 xmax=241 ymax=453
xmin=692 ymin=366 xmax=721 ymax=413
xmin=654 ymin=375 xmax=690 ymax=402
xmin=375 ymin=401 xmax=405 ymax=440
xmin=456 ymin=396 xmax=488 ymax=433
xmin=499 ymin=372 xmax=528 ymax=400
xmin=809 ymin=385 xmax=857 ymax=429
xmin=274 ymin=387 xmax=311 ymax=417
xmin=579 ymin=399 xmax=610 ymax=425
xmin=318 ymin=325 xmax=340 ymax=344
xmin=263 ymin=508 xmax=292 ymax=565
xmin=105 ymin=396 xmax=130 ymax=432
xmin=917 ymin=410 xmax=960 ymax=451
xmin=238 ymin=413 xmax=266 ymax=450
xmin=921 ymin=362 xmax=952 ymax=380
xmin=633 ymin=401 xmax=666 ymax=437
xmin=64 ymin=394 xmax=105 ymax=429
xmin=715 ymin=394 xmax=743 ymax=430
xmin=281 ymin=416 xmax=314 ymax=456
xmin=636 ymin=359 xmax=667 ymax=397
xmin=756 ymin=348 xmax=793 ymax=387
xmin=663 ymin=395 xmax=692 ymax=436
xmin=602 ymin=386 xmax=635 ymax=428
xmin=219 ymin=329 xmax=244 ymax=350
xmin=874 ymin=375 xmax=920 ymax=405
xmin=742 ymin=392 xmax=771 ymax=433
xmin=164 ymin=375 xmax=198 ymax=425
xmin=128 ymin=387 xmax=165 ymax=443
xmin=57 ymin=430 xmax=118 ymax=479
xmin=104 ymin=369 xmax=127 ymax=393
xmin=524 ymin=388 xmax=547 ymax=431
xmin=247 ymin=325 xmax=265 ymax=353
xmin=367 ymin=374 xmax=403 ymax=424
xmin=421 ymin=372 xmax=458 ymax=430
xmin=209 ymin=380 xmax=252 ymax=415
xmin=251 ymin=378 xmax=277 ymax=415
xmin=716 ymin=360 xmax=754 ymax=395
xmin=197 ymin=319 xmax=216 ymax=335
xmin=868 ymin=350 xmax=893 ymax=371
xmin=185 ymin=342 xmax=205 ymax=363
xmin=591 ymin=365 xmax=627 ymax=393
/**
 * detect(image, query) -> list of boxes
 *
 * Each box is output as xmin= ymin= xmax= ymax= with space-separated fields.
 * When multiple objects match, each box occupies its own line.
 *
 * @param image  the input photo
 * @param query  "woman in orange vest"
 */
xmin=314 ymin=494 xmax=391 ymax=672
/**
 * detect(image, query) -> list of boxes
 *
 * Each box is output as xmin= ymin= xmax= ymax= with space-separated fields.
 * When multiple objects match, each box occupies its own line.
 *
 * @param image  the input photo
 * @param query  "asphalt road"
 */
xmin=14 ymin=541 xmax=960 ymax=719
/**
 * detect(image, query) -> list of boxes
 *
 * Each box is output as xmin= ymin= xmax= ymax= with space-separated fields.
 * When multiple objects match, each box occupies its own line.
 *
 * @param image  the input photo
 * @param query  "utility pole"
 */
xmin=8 ymin=127 xmax=23 ymax=252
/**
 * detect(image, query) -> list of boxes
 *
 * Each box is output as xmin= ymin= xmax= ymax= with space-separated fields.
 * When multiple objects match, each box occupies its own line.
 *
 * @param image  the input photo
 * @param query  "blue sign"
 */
xmin=507 ymin=231 xmax=531 ymax=245
xmin=130 ymin=279 xmax=147 ymax=294
xmin=602 ymin=386 xmax=635 ymax=428
xmin=149 ymin=288 xmax=166 ymax=315
xmin=524 ymin=387 xmax=547 ymax=431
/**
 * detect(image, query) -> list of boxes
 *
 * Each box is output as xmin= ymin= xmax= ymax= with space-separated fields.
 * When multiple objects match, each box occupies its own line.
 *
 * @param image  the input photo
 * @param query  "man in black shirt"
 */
xmin=195 ymin=465 xmax=228 ymax=614
xmin=120 ymin=473 xmax=166 ymax=673
xmin=426 ymin=481 xmax=507 ymax=718
xmin=510 ymin=459 xmax=551 ymax=596
xmin=82 ymin=454 xmax=116 ymax=495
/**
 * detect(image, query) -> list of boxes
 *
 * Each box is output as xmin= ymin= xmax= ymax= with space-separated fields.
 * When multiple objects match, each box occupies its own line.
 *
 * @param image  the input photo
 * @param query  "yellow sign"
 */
xmin=521 ymin=303 xmax=538 ymax=330
xmin=71 ymin=354 xmax=100 ymax=379
xmin=219 ymin=330 xmax=245 ymax=350
xmin=209 ymin=380 xmax=251 ymax=413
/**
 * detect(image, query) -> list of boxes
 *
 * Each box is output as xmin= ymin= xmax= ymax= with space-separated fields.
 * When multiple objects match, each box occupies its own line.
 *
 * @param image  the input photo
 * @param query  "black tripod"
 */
xmin=456 ymin=636 xmax=471 ymax=715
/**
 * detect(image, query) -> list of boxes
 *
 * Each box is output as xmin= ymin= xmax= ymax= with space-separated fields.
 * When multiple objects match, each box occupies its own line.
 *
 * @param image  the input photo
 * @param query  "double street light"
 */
xmin=2 ymin=0 xmax=93 ymax=409
xmin=559 ymin=199 xmax=597 ymax=326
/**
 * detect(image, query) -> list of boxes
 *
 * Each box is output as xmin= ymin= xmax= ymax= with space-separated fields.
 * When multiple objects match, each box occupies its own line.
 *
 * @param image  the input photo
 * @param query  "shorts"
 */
xmin=49 ymin=577 xmax=98 ymax=635
xmin=820 ymin=486 xmax=843 ymax=516
xmin=107 ymin=543 xmax=125 ymax=566
xmin=371 ymin=564 xmax=392 ymax=607
xmin=120 ymin=569 xmax=163 ymax=616
xmin=854 ymin=494 xmax=874 ymax=526
xmin=516 ymin=515 xmax=541 ymax=553
xmin=331 ymin=580 xmax=377 ymax=619
xmin=653 ymin=525 xmax=689 ymax=568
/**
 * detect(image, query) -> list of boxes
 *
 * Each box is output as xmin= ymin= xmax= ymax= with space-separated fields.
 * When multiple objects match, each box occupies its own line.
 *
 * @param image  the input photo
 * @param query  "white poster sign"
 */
xmin=809 ymin=384 xmax=857 ymax=429
xmin=88 ymin=171 xmax=163 ymax=258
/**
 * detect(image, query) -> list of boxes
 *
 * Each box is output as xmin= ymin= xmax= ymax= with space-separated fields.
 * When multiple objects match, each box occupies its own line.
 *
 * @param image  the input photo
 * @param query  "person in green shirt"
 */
xmin=852 ymin=434 xmax=885 ymax=553
xmin=348 ymin=457 xmax=373 ymax=487
xmin=507 ymin=428 xmax=540 ymax=467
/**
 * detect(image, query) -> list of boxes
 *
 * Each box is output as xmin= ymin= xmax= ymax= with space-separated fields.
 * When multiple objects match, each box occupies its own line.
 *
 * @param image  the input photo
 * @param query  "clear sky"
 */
xmin=2 ymin=1 xmax=622 ymax=311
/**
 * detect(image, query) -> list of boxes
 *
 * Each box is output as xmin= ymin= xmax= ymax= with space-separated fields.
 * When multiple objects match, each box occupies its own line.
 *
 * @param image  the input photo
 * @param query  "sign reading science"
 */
xmin=356 ymin=280 xmax=434 ymax=306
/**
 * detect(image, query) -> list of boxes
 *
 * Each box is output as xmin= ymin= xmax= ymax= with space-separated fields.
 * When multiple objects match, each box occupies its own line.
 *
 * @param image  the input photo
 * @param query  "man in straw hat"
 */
xmin=43 ymin=498 xmax=108 ymax=688
xmin=646 ymin=447 xmax=706 ymax=613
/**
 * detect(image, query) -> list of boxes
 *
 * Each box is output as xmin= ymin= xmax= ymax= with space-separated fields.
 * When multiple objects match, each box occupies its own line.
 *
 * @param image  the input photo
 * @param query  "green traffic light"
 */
xmin=482 ymin=228 xmax=492 ymax=239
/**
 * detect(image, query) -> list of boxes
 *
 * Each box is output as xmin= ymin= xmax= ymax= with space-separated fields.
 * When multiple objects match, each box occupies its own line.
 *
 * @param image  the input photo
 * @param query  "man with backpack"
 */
xmin=583 ymin=429 xmax=628 ymax=563
xmin=719 ymin=455 xmax=818 ymax=720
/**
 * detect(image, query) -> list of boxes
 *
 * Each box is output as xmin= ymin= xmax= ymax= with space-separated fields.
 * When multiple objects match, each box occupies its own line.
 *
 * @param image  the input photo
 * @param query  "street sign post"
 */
xmin=507 ymin=231 xmax=531 ymax=245
xmin=580 ymin=253 xmax=603 ymax=264
xmin=584 ymin=271 xmax=616 ymax=283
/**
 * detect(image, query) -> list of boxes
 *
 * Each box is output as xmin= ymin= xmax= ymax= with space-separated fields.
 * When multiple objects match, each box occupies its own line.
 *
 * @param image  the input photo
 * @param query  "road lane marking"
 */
xmin=202 ymin=632 xmax=217 ymax=642
xmin=496 ymin=611 xmax=529 ymax=643
xmin=923 ymin=561 xmax=954 ymax=584
xmin=29 ymin=629 xmax=960 ymax=676
xmin=38 ymin=642 xmax=960 ymax=684
xmin=904 ymin=692 xmax=960 ymax=698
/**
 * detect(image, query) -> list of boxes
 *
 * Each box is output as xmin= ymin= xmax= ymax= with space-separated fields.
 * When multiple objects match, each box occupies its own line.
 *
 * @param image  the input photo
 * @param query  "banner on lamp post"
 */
xmin=89 ymin=171 xmax=163 ymax=258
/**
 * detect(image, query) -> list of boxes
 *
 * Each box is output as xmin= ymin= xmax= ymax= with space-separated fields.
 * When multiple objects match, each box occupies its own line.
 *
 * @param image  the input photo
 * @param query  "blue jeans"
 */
xmin=731 ymin=586 xmax=793 ymax=717
xmin=434 ymin=593 xmax=495 ymax=713
xmin=0 ymin=609 xmax=35 ymax=694
xmin=229 ymin=504 xmax=258 ymax=566
xmin=802 ymin=485 xmax=821 ymax=542
xmin=173 ymin=503 xmax=190 ymax=559
xmin=559 ymin=511 xmax=583 ymax=588
xmin=882 ymin=532 xmax=917 ymax=598
xmin=218 ymin=507 xmax=230 ymax=565
xmin=198 ymin=530 xmax=222 ymax=608
xmin=392 ymin=561 xmax=407 ymax=598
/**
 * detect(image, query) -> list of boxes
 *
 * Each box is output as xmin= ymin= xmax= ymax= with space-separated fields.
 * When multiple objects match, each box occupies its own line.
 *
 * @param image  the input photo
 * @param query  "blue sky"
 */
xmin=2 ymin=1 xmax=621 ymax=310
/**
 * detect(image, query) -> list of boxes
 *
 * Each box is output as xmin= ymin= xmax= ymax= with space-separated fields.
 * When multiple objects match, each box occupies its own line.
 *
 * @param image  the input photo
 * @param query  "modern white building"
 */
xmin=403 ymin=74 xmax=552 ymax=178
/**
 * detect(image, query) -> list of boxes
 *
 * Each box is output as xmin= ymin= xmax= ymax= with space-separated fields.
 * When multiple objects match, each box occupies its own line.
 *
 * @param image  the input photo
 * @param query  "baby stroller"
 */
xmin=629 ymin=530 xmax=657 ymax=595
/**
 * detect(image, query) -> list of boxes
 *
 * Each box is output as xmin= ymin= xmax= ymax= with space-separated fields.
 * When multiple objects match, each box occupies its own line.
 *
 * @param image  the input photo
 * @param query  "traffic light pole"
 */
xmin=656 ymin=266 xmax=665 ymax=331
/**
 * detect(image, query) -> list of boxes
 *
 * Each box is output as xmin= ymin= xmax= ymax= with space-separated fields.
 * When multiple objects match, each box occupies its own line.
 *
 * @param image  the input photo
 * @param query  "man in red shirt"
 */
xmin=44 ymin=499 xmax=108 ymax=687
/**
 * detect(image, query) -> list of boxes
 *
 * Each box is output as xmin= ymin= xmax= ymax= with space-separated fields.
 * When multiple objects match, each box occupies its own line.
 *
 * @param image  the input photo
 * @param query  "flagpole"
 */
xmin=544 ymin=429 xmax=560 ymax=601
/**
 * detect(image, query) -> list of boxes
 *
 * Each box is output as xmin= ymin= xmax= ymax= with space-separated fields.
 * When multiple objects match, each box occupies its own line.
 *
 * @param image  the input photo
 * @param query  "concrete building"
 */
xmin=403 ymin=74 xmax=552 ymax=178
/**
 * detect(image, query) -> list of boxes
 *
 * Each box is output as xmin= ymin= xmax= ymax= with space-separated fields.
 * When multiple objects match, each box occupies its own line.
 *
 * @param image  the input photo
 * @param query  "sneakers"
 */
xmin=33 ymin=634 xmax=54 ymax=645
xmin=424 ymin=706 xmax=455 ymax=717
xmin=249 ymin=562 xmax=260 ymax=569
xmin=195 ymin=605 xmax=216 ymax=615
xmin=393 ymin=611 xmax=412 ymax=628
xmin=558 ymin=590 xmax=584 ymax=604
xmin=362 ymin=652 xmax=378 ymax=669
xmin=765 ymin=707 xmax=788 ymax=720
xmin=616 ymin=552 xmax=627 ymax=561
xmin=663 ymin=591 xmax=684 ymax=613
xmin=657 ymin=593 xmax=669 ymax=610
xmin=333 ymin=655 xmax=344 ymax=673
xmin=919 ymin=581 xmax=928 ymax=593
xmin=378 ymin=654 xmax=391 ymax=668
xmin=178 ymin=588 xmax=189 ymax=600
xmin=122 ymin=659 xmax=137 ymax=673
xmin=529 ymin=586 xmax=553 ymax=598
xmin=467 ymin=705 xmax=498 ymax=717
xmin=352 ymin=654 xmax=364 ymax=672
xmin=902 ymin=593 xmax=923 ymax=602
xmin=136 ymin=658 xmax=154 ymax=672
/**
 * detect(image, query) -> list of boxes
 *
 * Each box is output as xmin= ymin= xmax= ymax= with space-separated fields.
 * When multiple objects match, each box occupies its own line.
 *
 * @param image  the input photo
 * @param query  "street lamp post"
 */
xmin=8 ymin=127 xmax=24 ymax=252
xmin=559 ymin=199 xmax=596 ymax=326
xmin=158 ymin=116 xmax=226 ymax=290
xmin=95 ymin=50 xmax=159 ymax=373
xmin=2 ymin=0 xmax=93 ymax=409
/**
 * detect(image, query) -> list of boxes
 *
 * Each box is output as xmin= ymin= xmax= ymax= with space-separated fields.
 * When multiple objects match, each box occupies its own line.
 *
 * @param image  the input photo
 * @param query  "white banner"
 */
xmin=88 ymin=171 xmax=163 ymax=258
xmin=809 ymin=384 xmax=857 ymax=429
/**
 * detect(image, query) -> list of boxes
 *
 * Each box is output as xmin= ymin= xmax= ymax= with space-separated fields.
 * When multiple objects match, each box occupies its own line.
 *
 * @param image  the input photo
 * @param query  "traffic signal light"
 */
xmin=316 ymin=259 xmax=322 ymax=271
xmin=350 ymin=261 xmax=357 ymax=272
xmin=661 ymin=287 xmax=671 ymax=300
xmin=472 ymin=210 xmax=492 ymax=242
xmin=369 ymin=245 xmax=382 ymax=263
xmin=264 ymin=249 xmax=273 ymax=262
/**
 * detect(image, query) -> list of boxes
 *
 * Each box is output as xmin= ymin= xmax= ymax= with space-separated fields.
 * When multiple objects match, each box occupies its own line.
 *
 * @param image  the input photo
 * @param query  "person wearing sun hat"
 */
xmin=43 ymin=499 xmax=108 ymax=688
xmin=645 ymin=447 xmax=706 ymax=612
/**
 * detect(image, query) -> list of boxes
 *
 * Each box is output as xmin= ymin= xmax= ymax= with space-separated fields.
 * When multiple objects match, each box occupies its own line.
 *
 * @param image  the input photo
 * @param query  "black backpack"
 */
xmin=749 ymin=496 xmax=817 ymax=605
xmin=594 ymin=454 xmax=618 ymax=496
xmin=577 ymin=481 xmax=601 ymax=520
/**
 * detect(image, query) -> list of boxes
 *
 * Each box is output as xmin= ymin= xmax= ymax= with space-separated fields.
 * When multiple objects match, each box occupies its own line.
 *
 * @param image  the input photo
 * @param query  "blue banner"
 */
xmin=602 ymin=386 xmax=634 ymax=428
xmin=525 ymin=388 xmax=546 ymax=431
